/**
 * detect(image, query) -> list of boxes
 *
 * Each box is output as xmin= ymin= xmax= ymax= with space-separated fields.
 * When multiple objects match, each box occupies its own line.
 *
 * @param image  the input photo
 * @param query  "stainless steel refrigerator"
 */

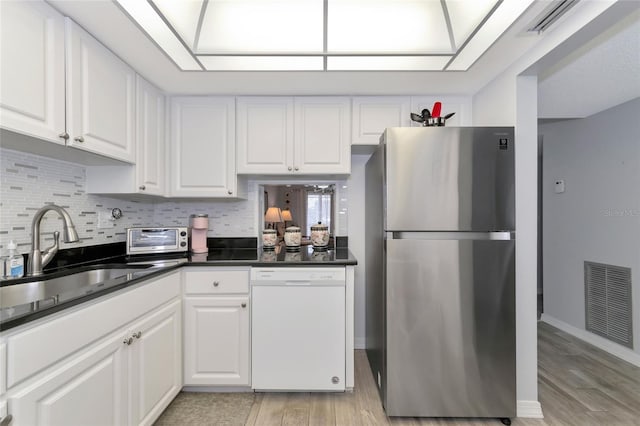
xmin=365 ymin=127 xmax=516 ymax=420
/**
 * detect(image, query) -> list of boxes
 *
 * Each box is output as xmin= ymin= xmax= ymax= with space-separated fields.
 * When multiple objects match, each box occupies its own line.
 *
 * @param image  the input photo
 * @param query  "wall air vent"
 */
xmin=584 ymin=261 xmax=633 ymax=349
xmin=528 ymin=0 xmax=580 ymax=33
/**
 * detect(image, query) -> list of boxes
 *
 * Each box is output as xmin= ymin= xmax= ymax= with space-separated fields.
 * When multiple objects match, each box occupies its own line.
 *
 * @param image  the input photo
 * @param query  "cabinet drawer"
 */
xmin=5 ymin=271 xmax=180 ymax=389
xmin=184 ymin=269 xmax=249 ymax=294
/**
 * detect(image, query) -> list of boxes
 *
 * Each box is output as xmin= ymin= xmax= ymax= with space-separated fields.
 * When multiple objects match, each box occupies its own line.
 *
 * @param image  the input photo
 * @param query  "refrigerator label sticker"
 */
xmin=499 ymin=138 xmax=509 ymax=150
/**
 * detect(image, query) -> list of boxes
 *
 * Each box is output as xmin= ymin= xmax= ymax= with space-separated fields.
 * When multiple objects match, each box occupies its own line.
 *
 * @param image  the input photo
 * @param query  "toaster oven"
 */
xmin=126 ymin=227 xmax=188 ymax=255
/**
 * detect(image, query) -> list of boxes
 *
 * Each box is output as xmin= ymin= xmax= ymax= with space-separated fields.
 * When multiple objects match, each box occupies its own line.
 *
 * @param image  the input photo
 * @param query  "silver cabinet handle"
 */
xmin=213 ymin=281 xmax=220 ymax=287
xmin=294 ymin=167 xmax=299 ymax=171
xmin=133 ymin=331 xmax=142 ymax=339
xmin=123 ymin=337 xmax=133 ymax=346
xmin=227 ymin=190 xmax=232 ymax=195
xmin=332 ymin=376 xmax=340 ymax=384
xmin=0 ymin=414 xmax=13 ymax=426
xmin=241 ymin=303 xmax=247 ymax=308
xmin=288 ymin=166 xmax=292 ymax=171
xmin=58 ymin=132 xmax=69 ymax=140
xmin=74 ymin=136 xmax=84 ymax=143
xmin=139 ymin=185 xmax=146 ymax=191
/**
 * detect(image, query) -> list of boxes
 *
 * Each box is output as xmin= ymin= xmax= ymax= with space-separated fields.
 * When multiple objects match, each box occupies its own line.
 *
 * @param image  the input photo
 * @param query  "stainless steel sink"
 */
xmin=1 ymin=266 xmax=152 ymax=309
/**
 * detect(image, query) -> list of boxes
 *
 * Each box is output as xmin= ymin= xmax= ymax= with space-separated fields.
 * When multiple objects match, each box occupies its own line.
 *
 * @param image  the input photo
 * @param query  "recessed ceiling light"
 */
xmin=117 ymin=0 xmax=536 ymax=72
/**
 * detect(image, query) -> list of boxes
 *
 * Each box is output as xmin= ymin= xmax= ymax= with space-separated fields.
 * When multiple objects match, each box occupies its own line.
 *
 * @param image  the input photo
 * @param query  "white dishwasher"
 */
xmin=251 ymin=267 xmax=346 ymax=391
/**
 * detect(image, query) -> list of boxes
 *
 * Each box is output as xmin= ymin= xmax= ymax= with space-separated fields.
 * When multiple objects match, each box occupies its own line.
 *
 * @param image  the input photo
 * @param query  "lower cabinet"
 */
xmin=4 ymin=273 xmax=182 ymax=426
xmin=127 ymin=300 xmax=182 ymax=426
xmin=183 ymin=297 xmax=250 ymax=386
xmin=182 ymin=267 xmax=250 ymax=387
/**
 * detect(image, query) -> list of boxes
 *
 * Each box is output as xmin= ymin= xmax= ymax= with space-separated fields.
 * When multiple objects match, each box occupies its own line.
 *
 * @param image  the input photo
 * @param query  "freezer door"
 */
xmin=384 ymin=127 xmax=514 ymax=231
xmin=385 ymin=238 xmax=516 ymax=417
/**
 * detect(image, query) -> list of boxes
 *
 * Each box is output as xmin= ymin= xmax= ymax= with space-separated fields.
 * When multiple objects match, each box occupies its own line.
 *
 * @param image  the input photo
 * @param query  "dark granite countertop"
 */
xmin=0 ymin=242 xmax=356 ymax=331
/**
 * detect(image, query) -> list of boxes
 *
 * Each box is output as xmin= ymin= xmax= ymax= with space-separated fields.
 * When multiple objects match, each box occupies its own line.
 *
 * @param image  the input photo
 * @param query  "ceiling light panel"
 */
xmin=445 ymin=0 xmax=499 ymax=48
xmin=328 ymin=0 xmax=452 ymax=53
xmin=197 ymin=0 xmax=324 ymax=53
xmin=327 ymin=55 xmax=452 ymax=71
xmin=199 ymin=56 xmax=324 ymax=71
xmin=447 ymin=0 xmax=536 ymax=70
xmin=116 ymin=0 xmax=202 ymax=70
xmin=151 ymin=0 xmax=204 ymax=50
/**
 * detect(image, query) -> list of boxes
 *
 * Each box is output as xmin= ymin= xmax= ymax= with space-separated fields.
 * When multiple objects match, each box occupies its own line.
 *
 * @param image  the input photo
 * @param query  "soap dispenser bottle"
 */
xmin=5 ymin=240 xmax=24 ymax=278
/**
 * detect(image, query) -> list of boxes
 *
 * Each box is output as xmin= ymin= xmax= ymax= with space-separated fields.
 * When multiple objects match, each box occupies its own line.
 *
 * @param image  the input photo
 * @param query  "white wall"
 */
xmin=347 ymin=154 xmax=371 ymax=349
xmin=541 ymin=98 xmax=640 ymax=354
xmin=470 ymin=1 xmax=624 ymax=417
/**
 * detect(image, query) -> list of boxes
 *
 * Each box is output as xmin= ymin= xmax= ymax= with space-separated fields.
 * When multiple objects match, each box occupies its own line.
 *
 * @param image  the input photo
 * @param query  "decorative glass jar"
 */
xmin=284 ymin=226 xmax=301 ymax=249
xmin=310 ymin=222 xmax=330 ymax=249
xmin=262 ymin=229 xmax=277 ymax=249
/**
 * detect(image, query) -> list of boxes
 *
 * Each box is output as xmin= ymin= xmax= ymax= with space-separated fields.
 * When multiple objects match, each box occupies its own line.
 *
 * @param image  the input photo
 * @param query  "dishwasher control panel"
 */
xmin=251 ymin=267 xmax=346 ymax=282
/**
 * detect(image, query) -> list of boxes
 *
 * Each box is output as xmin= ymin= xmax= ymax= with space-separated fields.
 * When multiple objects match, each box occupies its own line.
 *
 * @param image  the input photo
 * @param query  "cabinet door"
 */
xmin=65 ymin=19 xmax=136 ymax=163
xmin=236 ymin=97 xmax=294 ymax=174
xmin=294 ymin=97 xmax=351 ymax=174
xmin=184 ymin=296 xmax=250 ymax=386
xmin=0 ymin=1 xmax=65 ymax=144
xmin=169 ymin=97 xmax=237 ymax=197
xmin=136 ymin=76 xmax=165 ymax=195
xmin=352 ymin=97 xmax=411 ymax=145
xmin=9 ymin=334 xmax=127 ymax=426
xmin=129 ymin=300 xmax=181 ymax=426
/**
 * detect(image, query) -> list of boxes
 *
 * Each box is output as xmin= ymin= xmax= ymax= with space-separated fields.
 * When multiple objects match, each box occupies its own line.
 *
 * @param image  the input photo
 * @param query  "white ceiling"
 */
xmin=45 ymin=0 xmax=640 ymax=118
xmin=538 ymin=9 xmax=640 ymax=118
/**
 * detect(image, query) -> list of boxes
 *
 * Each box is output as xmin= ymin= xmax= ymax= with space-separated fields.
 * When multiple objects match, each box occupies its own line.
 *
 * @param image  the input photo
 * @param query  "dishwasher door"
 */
xmin=251 ymin=268 xmax=346 ymax=391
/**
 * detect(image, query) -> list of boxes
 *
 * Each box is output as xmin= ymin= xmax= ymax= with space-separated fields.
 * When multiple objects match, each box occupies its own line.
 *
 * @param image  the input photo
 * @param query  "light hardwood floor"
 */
xmin=244 ymin=323 xmax=640 ymax=426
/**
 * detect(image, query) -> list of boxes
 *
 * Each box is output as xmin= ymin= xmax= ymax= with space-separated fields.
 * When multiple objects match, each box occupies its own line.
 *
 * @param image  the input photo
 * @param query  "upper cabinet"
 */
xmin=65 ymin=19 xmax=136 ymax=163
xmin=236 ymin=97 xmax=294 ymax=174
xmin=294 ymin=97 xmax=351 ymax=174
xmin=0 ymin=1 xmax=66 ymax=144
xmin=237 ymin=97 xmax=351 ymax=175
xmin=351 ymin=97 xmax=411 ymax=145
xmin=85 ymin=76 xmax=165 ymax=196
xmin=169 ymin=97 xmax=240 ymax=198
xmin=135 ymin=76 xmax=165 ymax=195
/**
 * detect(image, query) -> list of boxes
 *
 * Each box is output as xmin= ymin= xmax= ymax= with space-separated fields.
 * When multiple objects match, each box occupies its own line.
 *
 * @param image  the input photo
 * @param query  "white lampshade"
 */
xmin=264 ymin=207 xmax=283 ymax=223
xmin=281 ymin=209 xmax=293 ymax=221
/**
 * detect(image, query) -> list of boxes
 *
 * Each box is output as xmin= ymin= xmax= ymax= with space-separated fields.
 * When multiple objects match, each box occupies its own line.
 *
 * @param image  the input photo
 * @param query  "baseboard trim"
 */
xmin=517 ymin=400 xmax=544 ymax=418
xmin=541 ymin=314 xmax=640 ymax=367
xmin=354 ymin=337 xmax=366 ymax=349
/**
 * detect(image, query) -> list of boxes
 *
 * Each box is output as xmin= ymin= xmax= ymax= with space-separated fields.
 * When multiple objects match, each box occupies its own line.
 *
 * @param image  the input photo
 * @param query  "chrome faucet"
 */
xmin=27 ymin=204 xmax=80 ymax=276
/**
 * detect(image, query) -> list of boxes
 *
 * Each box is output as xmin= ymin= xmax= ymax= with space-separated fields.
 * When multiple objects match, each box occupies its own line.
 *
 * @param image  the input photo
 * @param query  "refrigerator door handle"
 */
xmin=388 ymin=231 xmax=515 ymax=240
xmin=489 ymin=231 xmax=514 ymax=240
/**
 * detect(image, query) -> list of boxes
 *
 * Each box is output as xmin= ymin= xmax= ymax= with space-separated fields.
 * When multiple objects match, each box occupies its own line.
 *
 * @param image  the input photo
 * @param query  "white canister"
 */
xmin=284 ymin=226 xmax=301 ymax=248
xmin=310 ymin=222 xmax=330 ymax=248
xmin=262 ymin=229 xmax=277 ymax=249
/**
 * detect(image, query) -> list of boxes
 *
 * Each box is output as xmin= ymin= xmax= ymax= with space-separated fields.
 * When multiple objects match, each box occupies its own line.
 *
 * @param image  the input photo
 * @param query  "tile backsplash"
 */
xmin=0 ymin=148 xmax=257 ymax=253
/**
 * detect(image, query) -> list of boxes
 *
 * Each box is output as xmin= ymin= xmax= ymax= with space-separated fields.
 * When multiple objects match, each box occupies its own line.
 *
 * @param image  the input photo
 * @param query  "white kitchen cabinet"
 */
xmin=183 ymin=268 xmax=250 ymax=386
xmin=169 ymin=97 xmax=240 ymax=197
xmin=0 ymin=1 xmax=66 ymax=144
xmin=183 ymin=297 xmax=250 ymax=386
xmin=9 ymin=330 xmax=128 ymax=426
xmin=236 ymin=97 xmax=294 ymax=174
xmin=135 ymin=76 xmax=166 ymax=195
xmin=351 ymin=97 xmax=411 ymax=145
xmin=127 ymin=300 xmax=182 ymax=426
xmin=237 ymin=96 xmax=350 ymax=175
xmin=85 ymin=76 xmax=166 ymax=196
xmin=410 ymin=96 xmax=472 ymax=127
xmin=65 ymin=18 xmax=136 ymax=163
xmin=3 ymin=271 xmax=181 ymax=426
xmin=294 ymin=97 xmax=351 ymax=174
